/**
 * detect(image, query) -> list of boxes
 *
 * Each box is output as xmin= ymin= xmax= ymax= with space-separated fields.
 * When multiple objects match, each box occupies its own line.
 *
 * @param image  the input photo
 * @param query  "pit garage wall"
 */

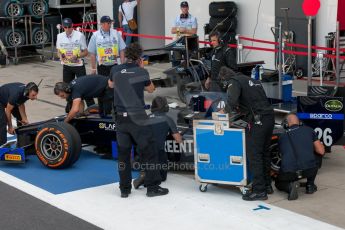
xmin=164 ymin=0 xmax=338 ymax=70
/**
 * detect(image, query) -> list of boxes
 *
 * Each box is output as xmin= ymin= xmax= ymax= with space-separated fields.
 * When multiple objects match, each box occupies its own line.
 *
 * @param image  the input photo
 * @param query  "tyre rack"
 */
xmin=0 ymin=1 xmax=52 ymax=65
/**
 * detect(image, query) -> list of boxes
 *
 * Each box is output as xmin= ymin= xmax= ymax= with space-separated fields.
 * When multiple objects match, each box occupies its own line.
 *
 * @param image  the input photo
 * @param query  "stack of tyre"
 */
xmin=208 ymin=1 xmax=238 ymax=45
xmin=0 ymin=0 xmax=50 ymax=48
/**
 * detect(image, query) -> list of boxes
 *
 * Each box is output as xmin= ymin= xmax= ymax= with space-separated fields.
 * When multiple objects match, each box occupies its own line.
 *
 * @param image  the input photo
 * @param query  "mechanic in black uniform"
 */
xmin=205 ymin=31 xmax=237 ymax=92
xmin=276 ymin=113 xmax=325 ymax=200
xmin=219 ymin=66 xmax=275 ymax=201
xmin=109 ymin=43 xmax=169 ymax=198
xmin=133 ymin=96 xmax=182 ymax=189
xmin=0 ymin=82 xmax=39 ymax=146
xmin=53 ymin=75 xmax=113 ymax=123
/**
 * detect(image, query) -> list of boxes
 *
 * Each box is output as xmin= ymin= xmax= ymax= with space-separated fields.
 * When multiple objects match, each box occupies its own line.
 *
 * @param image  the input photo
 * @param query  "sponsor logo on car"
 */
xmin=98 ymin=123 xmax=116 ymax=131
xmin=4 ymin=154 xmax=22 ymax=161
xmin=325 ymin=100 xmax=343 ymax=112
xmin=165 ymin=140 xmax=193 ymax=155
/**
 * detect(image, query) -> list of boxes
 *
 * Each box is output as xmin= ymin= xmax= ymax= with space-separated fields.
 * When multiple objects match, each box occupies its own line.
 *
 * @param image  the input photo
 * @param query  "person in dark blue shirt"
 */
xmin=276 ymin=113 xmax=325 ymax=200
xmin=54 ymin=75 xmax=112 ymax=122
xmin=0 ymin=82 xmax=38 ymax=145
xmin=133 ymin=96 xmax=182 ymax=189
xmin=109 ymin=43 xmax=169 ymax=198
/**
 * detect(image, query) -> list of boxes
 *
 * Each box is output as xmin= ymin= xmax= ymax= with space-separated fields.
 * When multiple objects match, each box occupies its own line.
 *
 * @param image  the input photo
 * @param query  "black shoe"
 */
xmin=133 ymin=172 xmax=145 ymax=189
xmin=288 ymin=181 xmax=299 ymax=200
xmin=306 ymin=184 xmax=317 ymax=194
xmin=146 ymin=186 xmax=169 ymax=197
xmin=266 ymin=185 xmax=274 ymax=195
xmin=120 ymin=189 xmax=131 ymax=198
xmin=242 ymin=191 xmax=268 ymax=201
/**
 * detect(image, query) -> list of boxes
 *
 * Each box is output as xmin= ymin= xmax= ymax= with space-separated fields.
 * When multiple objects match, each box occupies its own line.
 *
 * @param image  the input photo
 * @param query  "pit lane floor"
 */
xmin=1 ymin=58 xmax=345 ymax=229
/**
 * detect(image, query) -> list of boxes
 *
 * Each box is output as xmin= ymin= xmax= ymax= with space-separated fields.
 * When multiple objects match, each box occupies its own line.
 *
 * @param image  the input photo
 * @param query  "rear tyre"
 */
xmin=27 ymin=0 xmax=49 ymax=18
xmin=35 ymin=122 xmax=81 ymax=169
xmin=269 ymin=141 xmax=281 ymax=175
xmin=0 ymin=0 xmax=24 ymax=18
xmin=31 ymin=26 xmax=50 ymax=46
xmin=0 ymin=27 xmax=25 ymax=47
xmin=177 ymin=75 xmax=193 ymax=103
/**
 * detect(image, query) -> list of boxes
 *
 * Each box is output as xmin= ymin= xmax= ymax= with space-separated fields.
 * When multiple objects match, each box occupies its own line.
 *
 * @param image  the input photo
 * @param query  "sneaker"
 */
xmin=288 ymin=181 xmax=299 ymax=200
xmin=133 ymin=172 xmax=145 ymax=189
xmin=120 ymin=189 xmax=131 ymax=198
xmin=266 ymin=185 xmax=274 ymax=195
xmin=242 ymin=191 xmax=268 ymax=201
xmin=306 ymin=184 xmax=317 ymax=194
xmin=146 ymin=186 xmax=169 ymax=197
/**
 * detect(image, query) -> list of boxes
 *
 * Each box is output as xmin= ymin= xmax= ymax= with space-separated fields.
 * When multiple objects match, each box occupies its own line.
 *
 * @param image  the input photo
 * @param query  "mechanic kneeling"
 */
xmin=219 ymin=66 xmax=275 ymax=201
xmin=54 ymin=75 xmax=113 ymax=123
xmin=276 ymin=113 xmax=325 ymax=200
xmin=0 ymin=82 xmax=39 ymax=146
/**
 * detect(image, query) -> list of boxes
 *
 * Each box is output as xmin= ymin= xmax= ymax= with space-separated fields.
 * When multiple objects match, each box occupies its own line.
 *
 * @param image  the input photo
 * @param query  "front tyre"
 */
xmin=35 ymin=122 xmax=81 ymax=169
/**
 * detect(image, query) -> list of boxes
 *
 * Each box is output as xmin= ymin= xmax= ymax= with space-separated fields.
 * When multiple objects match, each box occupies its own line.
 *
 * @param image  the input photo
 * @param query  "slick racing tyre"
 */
xmin=209 ymin=17 xmax=237 ymax=32
xmin=0 ymin=27 xmax=25 ymax=47
xmin=209 ymin=1 xmax=237 ymax=18
xmin=35 ymin=122 xmax=81 ymax=169
xmin=27 ymin=0 xmax=49 ymax=18
xmin=0 ymin=0 xmax=24 ymax=18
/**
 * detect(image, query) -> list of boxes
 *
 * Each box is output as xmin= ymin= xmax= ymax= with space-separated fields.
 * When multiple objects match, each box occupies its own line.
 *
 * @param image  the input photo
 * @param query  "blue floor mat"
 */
xmin=0 ymin=150 xmax=138 ymax=194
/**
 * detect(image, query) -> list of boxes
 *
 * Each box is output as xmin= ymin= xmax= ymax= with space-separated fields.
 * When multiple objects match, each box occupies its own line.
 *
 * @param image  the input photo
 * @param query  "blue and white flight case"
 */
xmin=193 ymin=119 xmax=249 ymax=194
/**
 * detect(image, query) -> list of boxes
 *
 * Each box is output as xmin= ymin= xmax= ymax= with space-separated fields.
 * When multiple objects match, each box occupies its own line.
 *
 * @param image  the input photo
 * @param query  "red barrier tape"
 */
xmin=77 ymin=28 xmax=345 ymax=60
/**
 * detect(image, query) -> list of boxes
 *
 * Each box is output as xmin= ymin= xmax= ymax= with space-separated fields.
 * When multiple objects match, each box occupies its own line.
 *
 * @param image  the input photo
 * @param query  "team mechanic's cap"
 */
xmin=100 ymin=15 xmax=113 ymax=23
xmin=180 ymin=1 xmax=189 ymax=7
xmin=62 ymin=18 xmax=73 ymax=27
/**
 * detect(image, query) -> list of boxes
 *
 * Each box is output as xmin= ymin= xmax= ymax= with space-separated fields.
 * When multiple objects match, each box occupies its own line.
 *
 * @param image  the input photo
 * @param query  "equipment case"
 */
xmin=193 ymin=120 xmax=248 ymax=193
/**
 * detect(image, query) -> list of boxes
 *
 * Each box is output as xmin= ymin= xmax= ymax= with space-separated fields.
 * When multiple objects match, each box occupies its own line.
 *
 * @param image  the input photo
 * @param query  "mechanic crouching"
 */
xmin=54 ymin=75 xmax=113 ymax=123
xmin=133 ymin=96 xmax=182 ymax=189
xmin=0 ymin=82 xmax=39 ymax=146
xmin=276 ymin=113 xmax=325 ymax=200
xmin=219 ymin=66 xmax=274 ymax=201
xmin=109 ymin=43 xmax=169 ymax=198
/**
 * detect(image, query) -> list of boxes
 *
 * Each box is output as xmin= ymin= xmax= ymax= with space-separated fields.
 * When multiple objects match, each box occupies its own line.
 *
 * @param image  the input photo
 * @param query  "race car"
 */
xmin=0 ymin=101 xmax=283 ymax=175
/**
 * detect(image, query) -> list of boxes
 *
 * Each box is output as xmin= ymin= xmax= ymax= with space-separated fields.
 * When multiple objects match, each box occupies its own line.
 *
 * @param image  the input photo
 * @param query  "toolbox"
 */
xmin=193 ymin=119 xmax=248 ymax=193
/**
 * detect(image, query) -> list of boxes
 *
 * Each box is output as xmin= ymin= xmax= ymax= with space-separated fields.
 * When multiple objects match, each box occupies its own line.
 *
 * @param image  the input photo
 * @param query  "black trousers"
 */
xmin=158 ymin=149 xmax=168 ymax=181
xmin=97 ymin=64 xmax=115 ymax=78
xmin=246 ymin=114 xmax=275 ymax=193
xmin=63 ymin=65 xmax=95 ymax=107
xmin=0 ymin=105 xmax=6 ymax=146
xmin=97 ymin=87 xmax=113 ymax=118
xmin=0 ymin=105 xmax=23 ymax=146
xmin=275 ymin=167 xmax=318 ymax=193
xmin=116 ymin=114 xmax=161 ymax=191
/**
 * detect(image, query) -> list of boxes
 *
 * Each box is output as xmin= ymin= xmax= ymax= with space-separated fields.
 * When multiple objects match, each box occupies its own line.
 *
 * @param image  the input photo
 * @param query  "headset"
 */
xmin=282 ymin=113 xmax=303 ymax=130
xmin=54 ymin=82 xmax=71 ymax=95
xmin=180 ymin=13 xmax=189 ymax=19
xmin=209 ymin=31 xmax=225 ymax=45
xmin=151 ymin=96 xmax=169 ymax=113
xmin=24 ymin=82 xmax=39 ymax=97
